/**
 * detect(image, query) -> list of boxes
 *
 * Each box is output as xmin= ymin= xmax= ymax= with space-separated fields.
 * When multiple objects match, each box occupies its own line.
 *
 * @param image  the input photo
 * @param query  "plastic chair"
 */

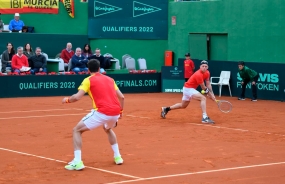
xmin=210 ymin=71 xmax=232 ymax=97
xmin=122 ymin=54 xmax=131 ymax=69
xmin=125 ymin=57 xmax=136 ymax=70
xmin=137 ymin=58 xmax=147 ymax=70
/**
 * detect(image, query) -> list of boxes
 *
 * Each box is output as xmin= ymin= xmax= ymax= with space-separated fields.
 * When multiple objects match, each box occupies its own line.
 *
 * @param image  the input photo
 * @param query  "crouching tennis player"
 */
xmin=161 ymin=60 xmax=216 ymax=124
xmin=62 ymin=59 xmax=124 ymax=170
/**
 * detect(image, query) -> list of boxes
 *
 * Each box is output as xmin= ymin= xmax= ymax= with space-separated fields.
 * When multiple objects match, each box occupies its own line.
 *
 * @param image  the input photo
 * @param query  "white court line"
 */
xmin=185 ymin=122 xmax=285 ymax=137
xmin=0 ymin=108 xmax=84 ymax=114
xmin=0 ymin=147 xmax=141 ymax=179
xmin=106 ymin=161 xmax=285 ymax=184
xmin=0 ymin=113 xmax=87 ymax=120
xmin=126 ymin=115 xmax=150 ymax=119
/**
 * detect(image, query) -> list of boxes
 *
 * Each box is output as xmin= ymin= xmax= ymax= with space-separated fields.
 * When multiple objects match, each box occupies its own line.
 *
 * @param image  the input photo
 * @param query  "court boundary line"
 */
xmin=0 ymin=113 xmax=87 ymax=120
xmin=106 ymin=161 xmax=285 ymax=184
xmin=0 ymin=147 xmax=142 ymax=179
xmin=0 ymin=108 xmax=84 ymax=114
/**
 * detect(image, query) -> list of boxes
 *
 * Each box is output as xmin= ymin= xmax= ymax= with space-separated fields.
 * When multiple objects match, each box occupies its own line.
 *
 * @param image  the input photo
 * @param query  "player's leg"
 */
xmin=251 ymin=74 xmax=258 ymax=101
xmin=103 ymin=115 xmax=123 ymax=165
xmin=65 ymin=110 xmax=101 ymax=170
xmin=239 ymin=80 xmax=249 ymax=100
xmin=192 ymin=92 xmax=214 ymax=124
xmin=65 ymin=120 xmax=89 ymax=171
xmin=161 ymin=87 xmax=191 ymax=118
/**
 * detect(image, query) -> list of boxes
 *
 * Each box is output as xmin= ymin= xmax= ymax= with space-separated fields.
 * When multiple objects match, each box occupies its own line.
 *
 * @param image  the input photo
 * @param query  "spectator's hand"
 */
xmin=252 ymin=81 xmax=256 ymax=85
xmin=241 ymin=81 xmax=244 ymax=85
xmin=0 ymin=30 xmax=2 ymax=33
xmin=39 ymin=68 xmax=43 ymax=72
xmin=8 ymin=61 xmax=11 ymax=63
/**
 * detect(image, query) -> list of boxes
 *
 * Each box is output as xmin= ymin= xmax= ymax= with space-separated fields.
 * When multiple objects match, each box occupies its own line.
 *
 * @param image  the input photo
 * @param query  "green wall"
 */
xmin=0 ymin=1 xmax=88 ymax=34
xmin=168 ymin=0 xmax=285 ymax=64
xmin=90 ymin=40 xmax=167 ymax=71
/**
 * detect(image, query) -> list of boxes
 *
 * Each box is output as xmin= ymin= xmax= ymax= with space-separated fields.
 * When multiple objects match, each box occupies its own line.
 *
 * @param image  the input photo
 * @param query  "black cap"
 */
xmin=200 ymin=60 xmax=208 ymax=65
xmin=185 ymin=53 xmax=190 ymax=57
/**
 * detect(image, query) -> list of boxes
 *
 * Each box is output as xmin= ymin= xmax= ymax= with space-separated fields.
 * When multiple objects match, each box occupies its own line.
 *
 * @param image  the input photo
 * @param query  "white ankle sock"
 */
xmin=202 ymin=113 xmax=208 ymax=119
xmin=111 ymin=144 xmax=121 ymax=158
xmin=74 ymin=150 xmax=82 ymax=162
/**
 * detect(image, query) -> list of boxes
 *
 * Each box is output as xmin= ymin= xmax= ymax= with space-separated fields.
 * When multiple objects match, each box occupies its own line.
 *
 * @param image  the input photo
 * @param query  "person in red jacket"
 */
xmin=184 ymin=53 xmax=195 ymax=82
xmin=60 ymin=42 xmax=74 ymax=71
xmin=12 ymin=46 xmax=29 ymax=74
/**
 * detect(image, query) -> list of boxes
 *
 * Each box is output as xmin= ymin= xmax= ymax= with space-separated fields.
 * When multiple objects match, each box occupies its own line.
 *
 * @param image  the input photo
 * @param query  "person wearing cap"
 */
xmin=161 ymin=60 xmax=216 ymax=124
xmin=237 ymin=61 xmax=259 ymax=101
xmin=184 ymin=53 xmax=195 ymax=82
xmin=9 ymin=13 xmax=25 ymax=32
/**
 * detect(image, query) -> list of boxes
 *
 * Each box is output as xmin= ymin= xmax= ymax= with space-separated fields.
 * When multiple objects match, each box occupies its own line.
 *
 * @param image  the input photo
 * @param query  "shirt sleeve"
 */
xmin=114 ymin=81 xmax=119 ymax=90
xmin=78 ymin=78 xmax=90 ymax=93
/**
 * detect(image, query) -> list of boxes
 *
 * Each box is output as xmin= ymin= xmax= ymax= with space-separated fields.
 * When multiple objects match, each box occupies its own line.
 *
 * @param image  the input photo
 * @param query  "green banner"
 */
xmin=88 ymin=0 xmax=168 ymax=39
xmin=161 ymin=66 xmax=185 ymax=93
xmin=0 ymin=73 xmax=161 ymax=98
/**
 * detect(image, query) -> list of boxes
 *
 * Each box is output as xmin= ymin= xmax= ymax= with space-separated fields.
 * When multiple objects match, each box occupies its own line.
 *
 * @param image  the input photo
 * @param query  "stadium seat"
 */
xmin=122 ymin=54 xmax=131 ymax=69
xmin=137 ymin=58 xmax=147 ymax=70
xmin=210 ymin=71 xmax=232 ymax=97
xmin=125 ymin=57 xmax=136 ymax=70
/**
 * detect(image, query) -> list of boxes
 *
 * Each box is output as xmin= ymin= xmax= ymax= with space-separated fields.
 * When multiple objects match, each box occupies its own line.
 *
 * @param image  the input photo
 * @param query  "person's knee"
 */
xmin=181 ymin=103 xmax=188 ymax=108
xmin=201 ymin=95 xmax=206 ymax=101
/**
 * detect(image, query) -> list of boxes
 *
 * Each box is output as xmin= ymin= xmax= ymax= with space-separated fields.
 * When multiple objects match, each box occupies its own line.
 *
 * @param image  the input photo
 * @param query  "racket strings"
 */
xmin=218 ymin=101 xmax=232 ymax=112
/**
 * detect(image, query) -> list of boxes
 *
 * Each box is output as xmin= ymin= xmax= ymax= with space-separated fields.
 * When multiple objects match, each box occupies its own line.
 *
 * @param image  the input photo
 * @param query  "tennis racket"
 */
xmin=201 ymin=90 xmax=232 ymax=113
xmin=215 ymin=100 xmax=232 ymax=113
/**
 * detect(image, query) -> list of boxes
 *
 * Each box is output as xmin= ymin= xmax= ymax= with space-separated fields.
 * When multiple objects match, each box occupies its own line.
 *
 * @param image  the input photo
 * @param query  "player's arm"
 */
xmin=116 ymin=89 xmax=125 ymax=111
xmin=62 ymin=78 xmax=89 ymax=104
xmin=205 ymin=79 xmax=216 ymax=101
xmin=62 ymin=90 xmax=85 ymax=104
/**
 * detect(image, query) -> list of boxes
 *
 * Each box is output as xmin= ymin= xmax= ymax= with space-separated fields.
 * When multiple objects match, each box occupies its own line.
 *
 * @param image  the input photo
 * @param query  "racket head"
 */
xmin=216 ymin=100 xmax=232 ymax=113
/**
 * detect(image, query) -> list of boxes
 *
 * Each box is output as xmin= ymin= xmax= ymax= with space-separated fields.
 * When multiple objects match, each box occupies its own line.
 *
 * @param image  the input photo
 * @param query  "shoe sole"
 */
xmin=238 ymin=99 xmax=245 ymax=100
xmin=65 ymin=166 xmax=85 ymax=171
xmin=161 ymin=107 xmax=166 ymax=119
xmin=202 ymin=121 xmax=215 ymax=124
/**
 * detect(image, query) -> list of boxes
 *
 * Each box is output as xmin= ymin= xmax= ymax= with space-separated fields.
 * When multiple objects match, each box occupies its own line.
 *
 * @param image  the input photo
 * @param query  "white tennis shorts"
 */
xmin=82 ymin=110 xmax=120 ymax=130
xmin=182 ymin=87 xmax=199 ymax=101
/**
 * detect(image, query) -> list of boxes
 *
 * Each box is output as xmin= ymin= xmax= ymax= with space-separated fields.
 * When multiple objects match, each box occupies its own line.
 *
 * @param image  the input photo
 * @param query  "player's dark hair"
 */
xmin=238 ymin=61 xmax=245 ymax=66
xmin=88 ymin=59 xmax=100 ymax=72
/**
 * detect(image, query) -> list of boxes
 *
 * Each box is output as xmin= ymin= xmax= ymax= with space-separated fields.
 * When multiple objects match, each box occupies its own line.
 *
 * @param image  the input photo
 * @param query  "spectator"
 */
xmin=11 ymin=46 xmax=29 ymax=74
xmin=71 ymin=48 xmax=88 ymax=74
xmin=29 ymin=47 xmax=47 ymax=74
xmin=88 ymin=48 xmax=106 ymax=74
xmin=184 ymin=53 xmax=195 ymax=82
xmin=82 ymin=44 xmax=92 ymax=59
xmin=23 ymin=43 xmax=35 ymax=59
xmin=1 ymin=42 xmax=15 ymax=73
xmin=60 ymin=42 xmax=74 ymax=71
xmin=9 ymin=13 xmax=25 ymax=32
xmin=0 ymin=15 xmax=3 ymax=32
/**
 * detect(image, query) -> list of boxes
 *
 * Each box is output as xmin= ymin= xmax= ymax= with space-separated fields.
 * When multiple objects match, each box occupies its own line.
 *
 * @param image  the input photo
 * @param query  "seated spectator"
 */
xmin=1 ymin=42 xmax=15 ymax=73
xmin=71 ymin=48 xmax=88 ymax=74
xmin=82 ymin=44 xmax=92 ymax=59
xmin=88 ymin=48 xmax=106 ymax=74
xmin=12 ymin=46 xmax=29 ymax=74
xmin=0 ymin=16 xmax=3 ymax=33
xmin=29 ymin=47 xmax=47 ymax=74
xmin=60 ymin=42 xmax=74 ymax=71
xmin=23 ymin=43 xmax=35 ymax=59
xmin=9 ymin=13 xmax=25 ymax=32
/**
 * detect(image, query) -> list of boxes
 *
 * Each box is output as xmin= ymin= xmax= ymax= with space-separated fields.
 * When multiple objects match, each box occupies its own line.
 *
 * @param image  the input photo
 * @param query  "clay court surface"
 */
xmin=0 ymin=93 xmax=285 ymax=184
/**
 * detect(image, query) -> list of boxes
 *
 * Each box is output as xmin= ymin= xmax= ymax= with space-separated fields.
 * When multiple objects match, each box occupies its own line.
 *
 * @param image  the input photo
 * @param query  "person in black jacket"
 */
xmin=29 ymin=47 xmax=47 ymax=74
xmin=88 ymin=48 xmax=106 ymax=74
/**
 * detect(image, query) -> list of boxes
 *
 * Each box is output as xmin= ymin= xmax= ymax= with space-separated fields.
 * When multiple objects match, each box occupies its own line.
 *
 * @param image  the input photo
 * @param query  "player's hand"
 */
xmin=252 ymin=81 xmax=256 ymax=85
xmin=62 ymin=97 xmax=68 ymax=104
xmin=119 ymin=110 xmax=123 ymax=119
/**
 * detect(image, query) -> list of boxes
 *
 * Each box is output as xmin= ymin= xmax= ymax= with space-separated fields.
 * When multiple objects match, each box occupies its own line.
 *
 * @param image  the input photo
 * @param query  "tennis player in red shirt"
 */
xmin=161 ymin=60 xmax=216 ymax=124
xmin=184 ymin=53 xmax=195 ymax=82
xmin=62 ymin=59 xmax=125 ymax=170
